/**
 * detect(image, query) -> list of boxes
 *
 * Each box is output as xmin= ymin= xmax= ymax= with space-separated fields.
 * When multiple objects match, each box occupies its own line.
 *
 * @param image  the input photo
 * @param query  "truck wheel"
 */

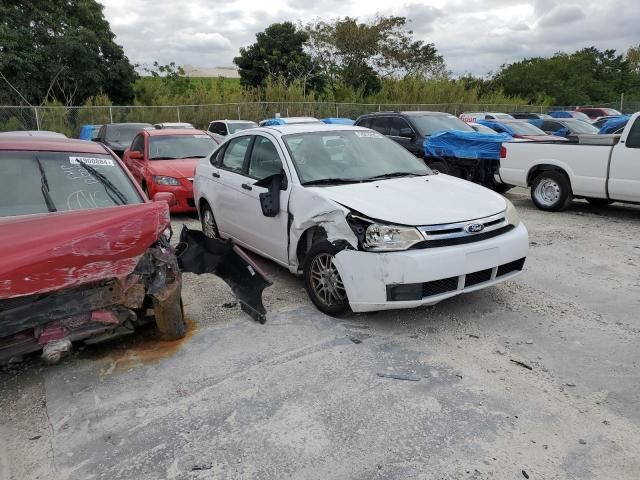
xmin=429 ymin=161 xmax=449 ymax=175
xmin=303 ymin=242 xmax=350 ymax=316
xmin=586 ymin=197 xmax=613 ymax=207
xmin=531 ymin=171 xmax=573 ymax=211
xmin=153 ymin=292 xmax=186 ymax=339
xmin=201 ymin=203 xmax=219 ymax=239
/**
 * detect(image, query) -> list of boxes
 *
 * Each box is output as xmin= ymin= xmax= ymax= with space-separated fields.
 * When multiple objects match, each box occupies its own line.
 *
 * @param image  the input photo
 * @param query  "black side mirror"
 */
xmin=255 ymin=172 xmax=286 ymax=217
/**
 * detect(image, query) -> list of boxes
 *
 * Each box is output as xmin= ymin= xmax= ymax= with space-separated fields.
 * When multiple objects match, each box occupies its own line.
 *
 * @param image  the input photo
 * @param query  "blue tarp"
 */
xmin=79 ymin=124 xmax=96 ymax=140
xmin=547 ymin=111 xmax=573 ymax=119
xmin=260 ymin=118 xmax=286 ymax=126
xmin=599 ymin=115 xmax=630 ymax=134
xmin=528 ymin=119 xmax=544 ymax=129
xmin=322 ymin=117 xmax=354 ymax=125
xmin=423 ymin=130 xmax=513 ymax=160
xmin=477 ymin=119 xmax=514 ymax=136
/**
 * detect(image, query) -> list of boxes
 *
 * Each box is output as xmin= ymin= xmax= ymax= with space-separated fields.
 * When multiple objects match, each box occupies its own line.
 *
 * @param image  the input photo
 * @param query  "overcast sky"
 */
xmin=100 ymin=0 xmax=639 ymax=77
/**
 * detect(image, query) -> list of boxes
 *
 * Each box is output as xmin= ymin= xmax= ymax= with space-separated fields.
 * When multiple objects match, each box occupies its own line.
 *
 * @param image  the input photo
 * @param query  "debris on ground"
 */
xmin=376 ymin=372 xmax=421 ymax=382
xmin=348 ymin=336 xmax=363 ymax=344
xmin=522 ymin=469 xmax=530 ymax=479
xmin=510 ymin=359 xmax=533 ymax=370
xmin=191 ymin=463 xmax=213 ymax=471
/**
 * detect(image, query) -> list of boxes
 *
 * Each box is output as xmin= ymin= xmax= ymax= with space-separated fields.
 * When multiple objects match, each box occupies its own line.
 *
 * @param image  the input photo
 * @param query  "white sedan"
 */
xmin=194 ymin=124 xmax=528 ymax=315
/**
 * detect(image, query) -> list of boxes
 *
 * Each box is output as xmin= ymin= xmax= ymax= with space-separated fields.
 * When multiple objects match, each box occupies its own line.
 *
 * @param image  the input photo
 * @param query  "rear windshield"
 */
xmin=504 ymin=122 xmax=546 ymax=135
xmin=563 ymin=120 xmax=599 ymax=134
xmin=105 ymin=125 xmax=148 ymax=143
xmin=411 ymin=115 xmax=474 ymax=136
xmin=228 ymin=122 xmax=257 ymax=134
xmin=149 ymin=134 xmax=217 ymax=160
xmin=0 ymin=151 xmax=142 ymax=217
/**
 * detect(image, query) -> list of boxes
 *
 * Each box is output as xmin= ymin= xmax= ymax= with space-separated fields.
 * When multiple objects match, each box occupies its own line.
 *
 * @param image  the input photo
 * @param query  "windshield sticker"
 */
xmin=355 ymin=131 xmax=383 ymax=138
xmin=69 ymin=156 xmax=114 ymax=167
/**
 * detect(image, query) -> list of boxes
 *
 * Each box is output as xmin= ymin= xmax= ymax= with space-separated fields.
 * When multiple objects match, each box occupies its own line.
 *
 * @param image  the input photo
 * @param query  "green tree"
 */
xmin=0 ymin=0 xmax=137 ymax=106
xmin=233 ymin=22 xmax=323 ymax=96
xmin=494 ymin=47 xmax=637 ymax=105
xmin=626 ymin=45 xmax=640 ymax=75
xmin=305 ymin=16 xmax=445 ymax=98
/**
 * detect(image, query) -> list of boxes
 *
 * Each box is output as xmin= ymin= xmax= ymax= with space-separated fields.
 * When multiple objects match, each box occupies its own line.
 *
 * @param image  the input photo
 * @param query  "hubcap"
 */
xmin=202 ymin=209 xmax=218 ymax=238
xmin=534 ymin=179 xmax=561 ymax=207
xmin=310 ymin=253 xmax=347 ymax=307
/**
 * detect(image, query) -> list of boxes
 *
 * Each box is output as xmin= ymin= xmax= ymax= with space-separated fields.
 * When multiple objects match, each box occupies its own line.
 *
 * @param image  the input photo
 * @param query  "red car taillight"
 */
xmin=500 ymin=145 xmax=507 ymax=158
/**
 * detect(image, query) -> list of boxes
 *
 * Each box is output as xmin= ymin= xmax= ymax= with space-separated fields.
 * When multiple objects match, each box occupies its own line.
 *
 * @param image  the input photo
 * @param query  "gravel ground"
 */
xmin=1 ymin=188 xmax=639 ymax=479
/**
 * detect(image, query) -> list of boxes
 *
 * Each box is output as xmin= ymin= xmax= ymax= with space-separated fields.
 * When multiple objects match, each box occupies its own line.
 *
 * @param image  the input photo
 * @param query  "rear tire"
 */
xmin=530 ymin=171 xmax=573 ymax=211
xmin=200 ymin=203 xmax=220 ymax=239
xmin=586 ymin=197 xmax=613 ymax=207
xmin=303 ymin=242 xmax=350 ymax=316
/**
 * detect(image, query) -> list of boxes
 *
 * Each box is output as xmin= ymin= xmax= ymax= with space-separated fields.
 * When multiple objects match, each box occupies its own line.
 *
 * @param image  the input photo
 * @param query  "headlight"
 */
xmin=505 ymin=199 xmax=520 ymax=226
xmin=364 ymin=223 xmax=423 ymax=251
xmin=153 ymin=175 xmax=181 ymax=186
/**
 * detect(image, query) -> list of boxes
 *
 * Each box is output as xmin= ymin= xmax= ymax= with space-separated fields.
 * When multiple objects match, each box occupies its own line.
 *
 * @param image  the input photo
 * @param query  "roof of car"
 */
xmin=254 ymin=124 xmax=367 ymax=135
xmin=362 ymin=111 xmax=450 ymax=117
xmin=210 ymin=119 xmax=258 ymax=125
xmin=105 ymin=122 xmax=152 ymax=128
xmin=145 ymin=128 xmax=210 ymax=137
xmin=0 ymin=136 xmax=110 ymax=153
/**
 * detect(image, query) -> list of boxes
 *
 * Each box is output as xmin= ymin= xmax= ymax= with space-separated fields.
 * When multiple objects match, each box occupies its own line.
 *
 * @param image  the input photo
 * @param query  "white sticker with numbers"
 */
xmin=69 ymin=156 xmax=114 ymax=166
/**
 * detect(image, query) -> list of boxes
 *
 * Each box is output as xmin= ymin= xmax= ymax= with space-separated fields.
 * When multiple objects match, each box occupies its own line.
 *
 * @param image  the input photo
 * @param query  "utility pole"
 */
xmin=620 ymin=93 xmax=624 ymax=112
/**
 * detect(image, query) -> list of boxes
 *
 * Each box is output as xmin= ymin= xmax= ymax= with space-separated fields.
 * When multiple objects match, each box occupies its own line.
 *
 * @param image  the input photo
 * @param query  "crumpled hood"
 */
xmin=0 ymin=202 xmax=170 ymax=300
xmin=148 ymin=158 xmax=199 ymax=179
xmin=308 ymin=175 xmax=507 ymax=225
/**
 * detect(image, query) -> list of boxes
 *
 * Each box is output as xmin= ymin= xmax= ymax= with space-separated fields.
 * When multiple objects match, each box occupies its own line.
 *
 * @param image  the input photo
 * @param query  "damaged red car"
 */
xmin=0 ymin=136 xmax=186 ymax=364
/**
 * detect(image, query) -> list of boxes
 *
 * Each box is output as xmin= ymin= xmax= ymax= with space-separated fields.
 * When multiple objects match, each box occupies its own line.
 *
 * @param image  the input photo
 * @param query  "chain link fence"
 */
xmin=1 ymin=101 xmax=633 ymax=136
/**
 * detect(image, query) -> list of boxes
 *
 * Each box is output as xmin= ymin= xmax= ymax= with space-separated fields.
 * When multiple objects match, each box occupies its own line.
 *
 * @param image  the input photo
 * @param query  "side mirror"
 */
xmin=399 ymin=127 xmax=414 ymax=139
xmin=152 ymin=191 xmax=177 ymax=206
xmin=129 ymin=150 xmax=143 ymax=160
xmin=255 ymin=172 xmax=286 ymax=217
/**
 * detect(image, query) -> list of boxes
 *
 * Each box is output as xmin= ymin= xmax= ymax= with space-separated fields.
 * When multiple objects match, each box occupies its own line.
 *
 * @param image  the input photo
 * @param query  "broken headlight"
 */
xmin=153 ymin=175 xmax=181 ymax=186
xmin=364 ymin=223 xmax=423 ymax=251
xmin=505 ymin=199 xmax=520 ymax=227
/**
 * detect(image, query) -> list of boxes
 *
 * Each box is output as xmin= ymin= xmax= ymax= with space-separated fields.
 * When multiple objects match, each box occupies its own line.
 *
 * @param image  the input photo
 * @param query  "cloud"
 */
xmin=98 ymin=0 xmax=640 ymax=76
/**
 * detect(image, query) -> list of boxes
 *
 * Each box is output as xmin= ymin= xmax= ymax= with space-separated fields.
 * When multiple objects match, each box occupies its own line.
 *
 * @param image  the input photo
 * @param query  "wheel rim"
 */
xmin=309 ymin=253 xmax=347 ymax=307
xmin=202 ymin=209 xmax=218 ymax=238
xmin=534 ymin=178 xmax=561 ymax=207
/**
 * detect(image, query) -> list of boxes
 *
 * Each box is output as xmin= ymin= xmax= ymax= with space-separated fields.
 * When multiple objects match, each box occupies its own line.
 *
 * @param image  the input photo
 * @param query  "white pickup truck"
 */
xmin=497 ymin=112 xmax=640 ymax=211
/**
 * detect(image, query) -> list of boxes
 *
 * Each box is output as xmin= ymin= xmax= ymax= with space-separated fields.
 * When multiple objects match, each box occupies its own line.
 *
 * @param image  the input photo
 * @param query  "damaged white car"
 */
xmin=194 ymin=124 xmax=529 ymax=315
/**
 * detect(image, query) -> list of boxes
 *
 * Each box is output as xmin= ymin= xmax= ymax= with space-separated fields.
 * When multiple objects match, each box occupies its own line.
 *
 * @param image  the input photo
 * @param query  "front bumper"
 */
xmin=333 ymin=222 xmax=528 ymax=313
xmin=151 ymin=182 xmax=196 ymax=213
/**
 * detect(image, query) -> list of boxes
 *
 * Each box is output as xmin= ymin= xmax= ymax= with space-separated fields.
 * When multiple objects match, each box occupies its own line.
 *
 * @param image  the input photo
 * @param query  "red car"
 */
xmin=575 ymin=107 xmax=622 ymax=120
xmin=0 ymin=135 xmax=186 ymax=364
xmin=123 ymin=128 xmax=218 ymax=213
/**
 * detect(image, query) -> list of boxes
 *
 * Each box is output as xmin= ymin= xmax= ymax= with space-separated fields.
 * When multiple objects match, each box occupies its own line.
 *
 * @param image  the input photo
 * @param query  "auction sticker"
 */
xmin=69 ymin=156 xmax=115 ymax=166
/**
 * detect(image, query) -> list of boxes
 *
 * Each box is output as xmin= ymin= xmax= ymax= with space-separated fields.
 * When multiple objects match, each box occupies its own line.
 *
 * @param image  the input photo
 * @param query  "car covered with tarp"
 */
xmin=599 ymin=115 xmax=630 ymax=134
xmin=322 ymin=118 xmax=355 ymax=125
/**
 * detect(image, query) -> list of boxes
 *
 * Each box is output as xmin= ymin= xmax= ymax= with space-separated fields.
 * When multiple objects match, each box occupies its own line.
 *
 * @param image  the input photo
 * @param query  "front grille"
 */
xmin=411 ymin=225 xmax=514 ymax=249
xmin=422 ymin=277 xmax=459 ymax=297
xmin=497 ymin=258 xmax=526 ymax=277
xmin=465 ymin=268 xmax=493 ymax=287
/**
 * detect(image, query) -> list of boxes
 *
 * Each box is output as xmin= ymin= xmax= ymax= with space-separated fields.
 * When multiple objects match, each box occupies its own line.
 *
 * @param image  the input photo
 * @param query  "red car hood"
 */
xmin=0 ymin=202 xmax=170 ymax=300
xmin=148 ymin=158 xmax=200 ymax=179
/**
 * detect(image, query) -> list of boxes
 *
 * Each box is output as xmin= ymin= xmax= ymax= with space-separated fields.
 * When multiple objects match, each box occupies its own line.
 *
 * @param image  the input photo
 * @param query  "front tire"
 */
xmin=303 ymin=242 xmax=350 ymax=316
xmin=531 ymin=171 xmax=573 ymax=211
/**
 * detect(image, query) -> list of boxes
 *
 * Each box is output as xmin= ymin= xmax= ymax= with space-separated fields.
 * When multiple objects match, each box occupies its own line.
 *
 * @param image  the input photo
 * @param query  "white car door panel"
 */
xmin=608 ymin=118 xmax=640 ymax=202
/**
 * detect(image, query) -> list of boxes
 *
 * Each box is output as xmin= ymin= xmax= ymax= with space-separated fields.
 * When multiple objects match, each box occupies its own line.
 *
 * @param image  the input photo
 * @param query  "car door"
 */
xmin=211 ymin=135 xmax=253 ymax=239
xmin=125 ymin=134 xmax=146 ymax=183
xmin=388 ymin=116 xmax=421 ymax=157
xmin=608 ymin=117 xmax=640 ymax=202
xmin=231 ymin=134 xmax=292 ymax=264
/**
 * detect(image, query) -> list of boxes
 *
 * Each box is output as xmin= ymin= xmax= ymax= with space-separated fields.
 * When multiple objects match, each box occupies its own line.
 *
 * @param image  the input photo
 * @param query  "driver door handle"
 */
xmin=241 ymin=183 xmax=252 ymax=191
xmin=212 ymin=172 xmax=220 ymax=178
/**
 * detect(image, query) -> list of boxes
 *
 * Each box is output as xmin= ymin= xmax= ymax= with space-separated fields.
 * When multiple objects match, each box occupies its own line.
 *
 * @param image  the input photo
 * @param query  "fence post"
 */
xmin=378 ymin=104 xmax=381 ymax=112
xmin=176 ymin=106 xmax=181 ymax=122
xmin=237 ymin=104 xmax=241 ymax=120
xmin=109 ymin=106 xmax=113 ymax=124
xmin=33 ymin=107 xmax=41 ymax=131
xmin=336 ymin=104 xmax=339 ymax=118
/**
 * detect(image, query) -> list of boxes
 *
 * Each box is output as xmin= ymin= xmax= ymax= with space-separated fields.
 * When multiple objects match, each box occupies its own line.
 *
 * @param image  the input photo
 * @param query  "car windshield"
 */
xmin=563 ymin=120 xmax=599 ymax=134
xmin=149 ymin=134 xmax=217 ymax=160
xmin=283 ymin=130 xmax=430 ymax=185
xmin=410 ymin=115 xmax=474 ymax=136
xmin=603 ymin=108 xmax=621 ymax=116
xmin=0 ymin=151 xmax=143 ymax=217
xmin=473 ymin=124 xmax=498 ymax=134
xmin=493 ymin=113 xmax=513 ymax=119
xmin=105 ymin=125 xmax=148 ymax=143
xmin=504 ymin=122 xmax=546 ymax=135
xmin=229 ymin=122 xmax=257 ymax=134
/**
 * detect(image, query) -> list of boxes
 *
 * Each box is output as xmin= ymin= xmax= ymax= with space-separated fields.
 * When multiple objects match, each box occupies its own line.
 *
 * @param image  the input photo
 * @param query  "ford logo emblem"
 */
xmin=465 ymin=223 xmax=484 ymax=233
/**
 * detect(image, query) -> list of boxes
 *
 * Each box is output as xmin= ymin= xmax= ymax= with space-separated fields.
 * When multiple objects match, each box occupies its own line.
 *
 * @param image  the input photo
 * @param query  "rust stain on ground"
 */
xmin=104 ymin=318 xmax=197 ymax=374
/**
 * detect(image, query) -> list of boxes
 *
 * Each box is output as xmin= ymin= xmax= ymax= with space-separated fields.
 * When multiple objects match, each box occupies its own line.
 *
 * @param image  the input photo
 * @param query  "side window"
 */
xmin=370 ymin=117 xmax=390 ymax=135
xmin=357 ymin=118 xmax=371 ymax=128
xmin=130 ymin=135 xmax=144 ymax=154
xmin=248 ymin=136 xmax=284 ymax=181
xmin=216 ymin=123 xmax=228 ymax=135
xmin=221 ymin=136 xmax=251 ymax=173
xmin=626 ymin=119 xmax=640 ymax=149
xmin=98 ymin=125 xmax=106 ymax=141
xmin=210 ymin=145 xmax=226 ymax=166
xmin=389 ymin=117 xmax=412 ymax=137
xmin=542 ymin=121 xmax=560 ymax=132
